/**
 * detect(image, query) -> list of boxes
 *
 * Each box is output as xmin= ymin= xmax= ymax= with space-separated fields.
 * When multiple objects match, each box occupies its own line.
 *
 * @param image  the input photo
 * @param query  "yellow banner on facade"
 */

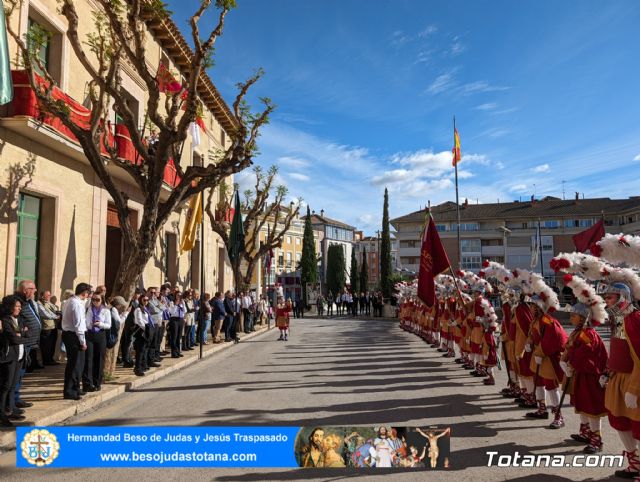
xmin=179 ymin=192 xmax=202 ymax=255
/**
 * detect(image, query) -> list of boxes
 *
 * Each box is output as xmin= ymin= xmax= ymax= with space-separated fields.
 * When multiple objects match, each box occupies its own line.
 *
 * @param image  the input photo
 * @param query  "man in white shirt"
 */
xmin=242 ymin=292 xmax=253 ymax=333
xmin=61 ymin=283 xmax=91 ymax=400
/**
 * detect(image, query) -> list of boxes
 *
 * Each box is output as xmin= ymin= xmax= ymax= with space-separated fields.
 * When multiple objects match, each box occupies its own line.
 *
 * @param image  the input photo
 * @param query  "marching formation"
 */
xmin=397 ymin=232 xmax=640 ymax=480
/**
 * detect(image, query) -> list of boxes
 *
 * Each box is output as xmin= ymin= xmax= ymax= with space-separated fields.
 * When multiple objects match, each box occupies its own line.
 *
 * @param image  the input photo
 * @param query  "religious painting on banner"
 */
xmin=417 ymin=213 xmax=451 ymax=307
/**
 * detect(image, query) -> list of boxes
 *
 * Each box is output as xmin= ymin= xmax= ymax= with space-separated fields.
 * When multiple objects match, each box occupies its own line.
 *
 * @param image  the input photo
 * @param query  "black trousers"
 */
xmin=146 ymin=325 xmax=157 ymax=363
xmin=168 ymin=318 xmax=184 ymax=356
xmin=120 ymin=324 xmax=134 ymax=365
xmin=62 ymin=331 xmax=85 ymax=398
xmin=0 ymin=359 xmax=18 ymax=418
xmin=224 ymin=315 xmax=237 ymax=340
xmin=133 ymin=334 xmax=148 ymax=372
xmin=155 ymin=322 xmax=165 ymax=354
xmin=83 ymin=330 xmax=106 ymax=389
xmin=40 ymin=329 xmax=57 ymax=363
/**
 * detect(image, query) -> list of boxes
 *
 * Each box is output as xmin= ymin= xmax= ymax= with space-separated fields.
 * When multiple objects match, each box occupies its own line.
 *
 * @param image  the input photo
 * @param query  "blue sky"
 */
xmin=170 ymin=0 xmax=640 ymax=235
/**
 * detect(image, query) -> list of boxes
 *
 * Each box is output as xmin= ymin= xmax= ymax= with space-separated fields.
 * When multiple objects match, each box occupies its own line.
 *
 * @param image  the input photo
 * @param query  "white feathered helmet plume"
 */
xmin=455 ymin=269 xmax=493 ymax=295
xmin=550 ymin=251 xmax=640 ymax=300
xmin=561 ymin=273 xmax=607 ymax=325
xmin=479 ymin=260 xmax=519 ymax=303
xmin=511 ymin=267 xmax=559 ymax=313
xmin=592 ymin=233 xmax=640 ymax=267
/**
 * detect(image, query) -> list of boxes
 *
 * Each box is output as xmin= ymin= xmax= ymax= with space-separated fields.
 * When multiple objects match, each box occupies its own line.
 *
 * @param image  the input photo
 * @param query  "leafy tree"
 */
xmin=205 ymin=165 xmax=300 ymax=290
xmin=300 ymin=205 xmax=317 ymax=305
xmin=350 ymin=248 xmax=359 ymax=293
xmin=360 ymin=247 xmax=369 ymax=292
xmin=326 ymin=244 xmax=345 ymax=296
xmin=380 ymin=188 xmax=393 ymax=298
xmin=4 ymin=0 xmax=272 ymax=299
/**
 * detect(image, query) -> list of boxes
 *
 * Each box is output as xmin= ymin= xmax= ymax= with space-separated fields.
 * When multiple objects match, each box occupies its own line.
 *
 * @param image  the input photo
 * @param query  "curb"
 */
xmin=0 ymin=325 xmax=272 ymax=451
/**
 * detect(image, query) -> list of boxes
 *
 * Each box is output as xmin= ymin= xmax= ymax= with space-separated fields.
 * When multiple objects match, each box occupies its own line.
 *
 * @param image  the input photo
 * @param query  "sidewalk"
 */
xmin=0 ymin=324 xmax=272 ymax=450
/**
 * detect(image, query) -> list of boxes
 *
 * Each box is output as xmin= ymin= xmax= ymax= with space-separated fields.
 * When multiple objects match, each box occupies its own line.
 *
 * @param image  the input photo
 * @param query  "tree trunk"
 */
xmin=104 ymin=240 xmax=154 ymax=377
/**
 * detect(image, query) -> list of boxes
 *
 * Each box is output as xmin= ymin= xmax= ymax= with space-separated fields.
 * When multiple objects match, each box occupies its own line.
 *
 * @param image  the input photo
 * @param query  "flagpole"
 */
xmin=198 ymin=189 xmax=205 ymax=360
xmin=537 ymin=218 xmax=544 ymax=278
xmin=453 ymin=116 xmax=462 ymax=270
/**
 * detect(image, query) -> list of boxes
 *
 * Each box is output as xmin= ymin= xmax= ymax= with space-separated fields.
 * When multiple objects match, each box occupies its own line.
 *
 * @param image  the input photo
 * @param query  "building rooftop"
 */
xmin=391 ymin=196 xmax=640 ymax=224
xmin=304 ymin=214 xmax=356 ymax=231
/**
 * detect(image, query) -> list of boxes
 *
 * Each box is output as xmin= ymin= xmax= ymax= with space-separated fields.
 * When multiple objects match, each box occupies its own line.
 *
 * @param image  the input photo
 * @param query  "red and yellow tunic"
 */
xmin=515 ymin=303 xmax=535 ymax=378
xmin=564 ymin=326 xmax=608 ymax=417
xmin=453 ymin=302 xmax=463 ymax=344
xmin=501 ymin=303 xmax=517 ymax=369
xmin=606 ymin=310 xmax=640 ymax=438
xmin=276 ymin=302 xmax=292 ymax=328
xmin=469 ymin=298 xmax=485 ymax=355
xmin=529 ymin=314 xmax=568 ymax=389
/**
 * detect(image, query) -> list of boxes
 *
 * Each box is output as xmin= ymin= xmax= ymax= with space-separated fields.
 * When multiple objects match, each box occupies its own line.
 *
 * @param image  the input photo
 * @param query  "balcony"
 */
xmin=2 ymin=70 xmax=181 ymax=189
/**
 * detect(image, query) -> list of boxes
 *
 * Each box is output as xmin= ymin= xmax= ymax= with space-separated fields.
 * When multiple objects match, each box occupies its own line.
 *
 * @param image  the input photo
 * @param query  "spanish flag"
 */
xmin=452 ymin=127 xmax=461 ymax=166
xmin=179 ymin=192 xmax=202 ymax=255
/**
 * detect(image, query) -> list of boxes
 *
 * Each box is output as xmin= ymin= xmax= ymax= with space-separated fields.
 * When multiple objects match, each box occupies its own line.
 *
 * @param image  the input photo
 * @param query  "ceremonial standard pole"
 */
xmin=199 ymin=191 xmax=205 ymax=360
xmin=454 ymin=116 xmax=462 ymax=269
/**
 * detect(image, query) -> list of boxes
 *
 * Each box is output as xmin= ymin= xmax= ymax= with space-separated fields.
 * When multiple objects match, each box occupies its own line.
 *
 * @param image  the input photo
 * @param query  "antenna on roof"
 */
xmin=561 ymin=180 xmax=566 ymax=200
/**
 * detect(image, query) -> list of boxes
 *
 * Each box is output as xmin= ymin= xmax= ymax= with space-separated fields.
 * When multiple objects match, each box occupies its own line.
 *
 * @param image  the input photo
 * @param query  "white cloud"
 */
xmin=391 ymin=149 xmax=453 ymax=175
xmin=476 ymin=103 xmax=498 ymax=111
xmin=456 ymin=170 xmax=474 ymax=179
xmin=371 ymin=168 xmax=415 ymax=186
xmin=289 ymin=173 xmax=310 ymax=182
xmin=461 ymin=153 xmax=491 ymax=166
xmin=531 ymin=163 xmax=550 ymax=173
xmin=460 ymin=81 xmax=510 ymax=95
xmin=634 ymin=154 xmax=640 ymax=161
xmin=391 ymin=30 xmax=410 ymax=47
xmin=480 ymin=127 xmax=510 ymax=139
xmin=449 ymin=41 xmax=466 ymax=56
xmin=277 ymin=156 xmax=310 ymax=169
xmin=418 ymin=25 xmax=438 ymax=38
xmin=426 ymin=72 xmax=457 ymax=95
xmin=509 ymin=184 xmax=528 ymax=193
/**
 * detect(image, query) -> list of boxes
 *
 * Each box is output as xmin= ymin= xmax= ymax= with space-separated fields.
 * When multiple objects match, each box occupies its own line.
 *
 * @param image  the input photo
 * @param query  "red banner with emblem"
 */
xmin=417 ymin=213 xmax=452 ymax=306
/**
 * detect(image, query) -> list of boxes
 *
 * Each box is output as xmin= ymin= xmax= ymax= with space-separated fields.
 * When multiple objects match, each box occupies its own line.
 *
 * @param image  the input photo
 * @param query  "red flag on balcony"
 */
xmin=572 ymin=219 xmax=605 ymax=253
xmin=156 ymin=64 xmax=182 ymax=93
xmin=417 ymin=212 xmax=451 ymax=306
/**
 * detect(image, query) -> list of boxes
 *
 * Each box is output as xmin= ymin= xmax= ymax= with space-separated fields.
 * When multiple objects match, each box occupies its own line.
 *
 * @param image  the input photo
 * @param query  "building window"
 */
xmin=287 ymin=236 xmax=292 ymax=244
xmin=579 ymin=219 xmax=594 ymax=228
xmin=27 ymin=18 xmax=51 ymax=74
xmin=461 ymin=255 xmax=482 ymax=270
xmin=481 ymin=239 xmax=503 ymax=246
xmin=542 ymin=220 xmax=560 ymax=229
xmin=436 ymin=224 xmax=447 ymax=231
xmin=295 ymin=237 xmax=301 ymax=245
xmin=460 ymin=223 xmax=479 ymax=231
xmin=14 ymin=193 xmax=41 ymax=289
xmin=461 ymin=239 xmax=481 ymax=253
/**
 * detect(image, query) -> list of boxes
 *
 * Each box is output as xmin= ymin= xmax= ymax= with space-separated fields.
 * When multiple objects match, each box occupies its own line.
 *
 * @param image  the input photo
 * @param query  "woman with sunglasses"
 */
xmin=83 ymin=294 xmax=111 ymax=391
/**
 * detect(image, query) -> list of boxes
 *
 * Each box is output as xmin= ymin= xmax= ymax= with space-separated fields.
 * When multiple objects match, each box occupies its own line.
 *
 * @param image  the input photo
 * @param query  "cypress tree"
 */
xmin=380 ymin=188 xmax=393 ymax=299
xmin=326 ymin=244 xmax=346 ymax=296
xmin=350 ymin=248 xmax=359 ymax=293
xmin=300 ymin=205 xmax=317 ymax=306
xmin=360 ymin=247 xmax=369 ymax=292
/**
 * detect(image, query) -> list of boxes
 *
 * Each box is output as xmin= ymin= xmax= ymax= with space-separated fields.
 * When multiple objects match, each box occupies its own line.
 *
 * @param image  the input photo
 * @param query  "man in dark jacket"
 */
xmin=13 ymin=280 xmax=42 ymax=409
xmin=211 ymin=292 xmax=226 ymax=342
xmin=223 ymin=291 xmax=240 ymax=343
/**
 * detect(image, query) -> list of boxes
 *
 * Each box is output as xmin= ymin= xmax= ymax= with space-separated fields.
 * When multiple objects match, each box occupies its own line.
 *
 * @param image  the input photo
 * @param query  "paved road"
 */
xmin=0 ymin=317 xmax=622 ymax=481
